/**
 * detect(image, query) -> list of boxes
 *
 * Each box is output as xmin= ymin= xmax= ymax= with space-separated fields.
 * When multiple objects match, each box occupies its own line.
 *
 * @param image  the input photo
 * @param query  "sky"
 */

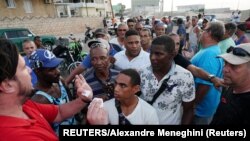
xmin=111 ymin=0 xmax=250 ymax=11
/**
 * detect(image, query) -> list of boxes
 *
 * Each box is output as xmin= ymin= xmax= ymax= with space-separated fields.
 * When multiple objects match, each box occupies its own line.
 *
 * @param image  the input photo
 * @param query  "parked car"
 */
xmin=0 ymin=28 xmax=56 ymax=54
xmin=246 ymin=17 xmax=250 ymax=31
xmin=204 ymin=15 xmax=217 ymax=22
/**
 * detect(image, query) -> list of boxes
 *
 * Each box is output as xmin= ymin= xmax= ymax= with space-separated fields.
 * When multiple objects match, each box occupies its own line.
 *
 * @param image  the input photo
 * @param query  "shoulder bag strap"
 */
xmin=148 ymin=75 xmax=171 ymax=105
xmin=115 ymin=100 xmax=132 ymax=125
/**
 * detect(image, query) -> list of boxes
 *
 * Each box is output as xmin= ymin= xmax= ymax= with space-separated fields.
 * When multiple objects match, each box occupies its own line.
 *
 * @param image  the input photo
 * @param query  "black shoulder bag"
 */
xmin=115 ymin=100 xmax=132 ymax=125
xmin=147 ymin=75 xmax=177 ymax=105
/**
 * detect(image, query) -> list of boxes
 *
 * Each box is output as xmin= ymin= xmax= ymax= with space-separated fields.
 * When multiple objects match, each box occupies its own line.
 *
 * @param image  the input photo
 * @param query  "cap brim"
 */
xmin=43 ymin=58 xmax=63 ymax=68
xmin=217 ymin=53 xmax=250 ymax=65
xmin=87 ymin=40 xmax=101 ymax=48
xmin=95 ymin=32 xmax=106 ymax=35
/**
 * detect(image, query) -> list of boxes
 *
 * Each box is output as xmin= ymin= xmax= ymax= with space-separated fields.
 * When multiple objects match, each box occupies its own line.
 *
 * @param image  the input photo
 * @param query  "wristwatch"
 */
xmin=208 ymin=74 xmax=215 ymax=81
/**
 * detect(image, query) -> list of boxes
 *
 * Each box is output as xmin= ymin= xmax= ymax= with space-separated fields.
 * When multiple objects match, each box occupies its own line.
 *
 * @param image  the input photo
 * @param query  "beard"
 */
xmin=16 ymin=77 xmax=34 ymax=104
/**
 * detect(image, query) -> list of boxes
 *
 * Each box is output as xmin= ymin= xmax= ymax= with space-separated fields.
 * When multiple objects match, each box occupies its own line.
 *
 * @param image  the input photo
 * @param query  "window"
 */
xmin=18 ymin=30 xmax=32 ymax=37
xmin=5 ymin=31 xmax=18 ymax=38
xmin=72 ymin=0 xmax=80 ymax=2
xmin=5 ymin=30 xmax=32 ymax=39
xmin=23 ymin=0 xmax=33 ymax=13
xmin=86 ymin=0 xmax=94 ymax=3
xmin=6 ymin=0 xmax=16 ymax=8
xmin=96 ymin=0 xmax=104 ymax=3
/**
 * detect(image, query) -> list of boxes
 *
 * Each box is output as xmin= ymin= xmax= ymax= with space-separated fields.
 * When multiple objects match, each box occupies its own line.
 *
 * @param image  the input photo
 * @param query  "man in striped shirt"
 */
xmin=84 ymin=40 xmax=119 ymax=101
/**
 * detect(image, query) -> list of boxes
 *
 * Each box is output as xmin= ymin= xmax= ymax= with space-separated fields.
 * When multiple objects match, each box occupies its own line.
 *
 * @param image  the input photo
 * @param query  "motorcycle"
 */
xmin=53 ymin=37 xmax=87 ymax=75
xmin=84 ymin=25 xmax=94 ymax=43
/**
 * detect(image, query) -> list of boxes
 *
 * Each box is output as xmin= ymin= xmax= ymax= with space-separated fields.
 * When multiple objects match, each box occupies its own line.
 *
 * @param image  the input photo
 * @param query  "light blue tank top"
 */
xmin=35 ymin=81 xmax=76 ymax=135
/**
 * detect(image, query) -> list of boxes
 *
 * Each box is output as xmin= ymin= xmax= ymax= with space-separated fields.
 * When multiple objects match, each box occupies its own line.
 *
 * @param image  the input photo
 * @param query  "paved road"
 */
xmin=246 ymin=32 xmax=250 ymax=39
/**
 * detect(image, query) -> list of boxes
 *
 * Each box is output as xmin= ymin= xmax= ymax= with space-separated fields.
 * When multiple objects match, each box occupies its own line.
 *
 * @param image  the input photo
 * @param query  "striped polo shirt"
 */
xmin=84 ymin=68 xmax=120 ymax=101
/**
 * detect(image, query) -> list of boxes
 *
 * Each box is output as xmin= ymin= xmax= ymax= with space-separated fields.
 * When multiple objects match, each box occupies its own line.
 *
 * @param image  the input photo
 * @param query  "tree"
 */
xmin=118 ymin=3 xmax=126 ymax=17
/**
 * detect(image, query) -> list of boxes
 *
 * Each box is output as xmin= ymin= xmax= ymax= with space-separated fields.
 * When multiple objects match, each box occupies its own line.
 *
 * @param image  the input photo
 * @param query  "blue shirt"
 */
xmin=177 ymin=24 xmax=186 ymax=53
xmin=191 ymin=45 xmax=223 ymax=117
xmin=35 ymin=81 xmax=76 ymax=134
xmin=24 ymin=56 xmax=37 ymax=86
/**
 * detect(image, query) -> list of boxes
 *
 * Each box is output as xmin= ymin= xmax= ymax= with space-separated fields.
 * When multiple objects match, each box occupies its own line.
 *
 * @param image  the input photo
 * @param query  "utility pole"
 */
xmin=171 ymin=0 xmax=173 ymax=16
xmin=110 ymin=0 xmax=115 ymax=19
xmin=160 ymin=0 xmax=164 ymax=16
xmin=85 ymin=0 xmax=88 ymax=17
xmin=237 ymin=0 xmax=240 ymax=10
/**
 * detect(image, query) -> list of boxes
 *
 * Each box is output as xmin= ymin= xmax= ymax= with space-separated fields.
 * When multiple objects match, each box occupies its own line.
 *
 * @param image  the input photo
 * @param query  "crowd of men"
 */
xmin=1 ymin=14 xmax=250 ymax=140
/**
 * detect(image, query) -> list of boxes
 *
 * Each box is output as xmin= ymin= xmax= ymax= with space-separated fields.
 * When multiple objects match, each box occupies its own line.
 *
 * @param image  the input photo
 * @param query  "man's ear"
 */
xmin=0 ymin=80 xmax=16 ymax=94
xmin=133 ymin=85 xmax=140 ymax=95
xmin=109 ymin=56 xmax=116 ymax=64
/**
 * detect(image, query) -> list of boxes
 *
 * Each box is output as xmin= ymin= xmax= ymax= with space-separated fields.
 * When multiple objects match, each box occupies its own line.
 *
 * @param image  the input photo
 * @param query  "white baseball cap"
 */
xmin=217 ymin=43 xmax=250 ymax=65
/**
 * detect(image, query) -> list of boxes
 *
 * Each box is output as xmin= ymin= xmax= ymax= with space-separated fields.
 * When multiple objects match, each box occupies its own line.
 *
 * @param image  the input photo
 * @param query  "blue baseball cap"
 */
xmin=29 ymin=49 xmax=63 ymax=69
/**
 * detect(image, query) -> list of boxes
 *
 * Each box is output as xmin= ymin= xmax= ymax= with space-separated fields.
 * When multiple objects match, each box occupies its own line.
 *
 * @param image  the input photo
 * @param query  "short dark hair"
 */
xmin=177 ymin=18 xmax=184 ymax=25
xmin=0 ymin=39 xmax=19 ymax=83
xmin=120 ymin=69 xmax=140 ymax=86
xmin=225 ymin=22 xmax=237 ymax=36
xmin=154 ymin=20 xmax=160 ymax=26
xmin=125 ymin=29 xmax=139 ymax=39
xmin=237 ymin=23 xmax=246 ymax=32
xmin=127 ymin=18 xmax=135 ymax=23
xmin=34 ymin=36 xmax=41 ymax=41
xmin=152 ymin=35 xmax=175 ymax=54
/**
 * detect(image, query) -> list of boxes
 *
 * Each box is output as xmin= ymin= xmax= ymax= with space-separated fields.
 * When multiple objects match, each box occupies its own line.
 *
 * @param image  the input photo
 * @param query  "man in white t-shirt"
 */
xmin=139 ymin=35 xmax=195 ymax=125
xmin=104 ymin=69 xmax=159 ymax=125
xmin=114 ymin=29 xmax=150 ymax=70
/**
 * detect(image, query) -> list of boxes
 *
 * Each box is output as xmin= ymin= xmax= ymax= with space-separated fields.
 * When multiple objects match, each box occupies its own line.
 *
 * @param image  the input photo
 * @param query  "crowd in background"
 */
xmin=1 ymin=12 xmax=250 ymax=140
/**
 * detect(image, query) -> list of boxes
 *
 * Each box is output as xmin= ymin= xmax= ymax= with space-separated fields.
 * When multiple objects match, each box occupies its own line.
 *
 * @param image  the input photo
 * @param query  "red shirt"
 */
xmin=0 ymin=100 xmax=58 ymax=141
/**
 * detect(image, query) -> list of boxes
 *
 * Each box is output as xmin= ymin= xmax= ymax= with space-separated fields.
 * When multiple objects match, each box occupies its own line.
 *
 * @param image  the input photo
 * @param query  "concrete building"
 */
xmin=54 ymin=0 xmax=113 ymax=17
xmin=0 ymin=0 xmax=113 ymax=18
xmin=0 ymin=0 xmax=55 ymax=18
xmin=177 ymin=4 xmax=205 ymax=13
xmin=131 ymin=0 xmax=160 ymax=16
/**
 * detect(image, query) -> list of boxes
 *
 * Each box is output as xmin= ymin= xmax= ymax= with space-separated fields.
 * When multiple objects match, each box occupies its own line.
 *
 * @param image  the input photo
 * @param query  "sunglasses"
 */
xmin=118 ymin=29 xmax=127 ymax=32
xmin=136 ymin=28 xmax=142 ymax=31
xmin=226 ymin=46 xmax=250 ymax=57
xmin=90 ymin=43 xmax=107 ymax=49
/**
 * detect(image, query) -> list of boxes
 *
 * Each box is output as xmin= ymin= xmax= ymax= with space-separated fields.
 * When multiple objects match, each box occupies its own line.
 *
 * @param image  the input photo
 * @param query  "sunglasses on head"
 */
xmin=90 ymin=43 xmax=107 ymax=49
xmin=95 ymin=34 xmax=105 ymax=38
xmin=226 ymin=46 xmax=250 ymax=57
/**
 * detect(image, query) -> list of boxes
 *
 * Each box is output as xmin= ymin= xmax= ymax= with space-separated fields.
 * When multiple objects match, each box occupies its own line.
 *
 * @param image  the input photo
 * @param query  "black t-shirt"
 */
xmin=211 ymin=87 xmax=250 ymax=125
xmin=174 ymin=53 xmax=191 ymax=69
